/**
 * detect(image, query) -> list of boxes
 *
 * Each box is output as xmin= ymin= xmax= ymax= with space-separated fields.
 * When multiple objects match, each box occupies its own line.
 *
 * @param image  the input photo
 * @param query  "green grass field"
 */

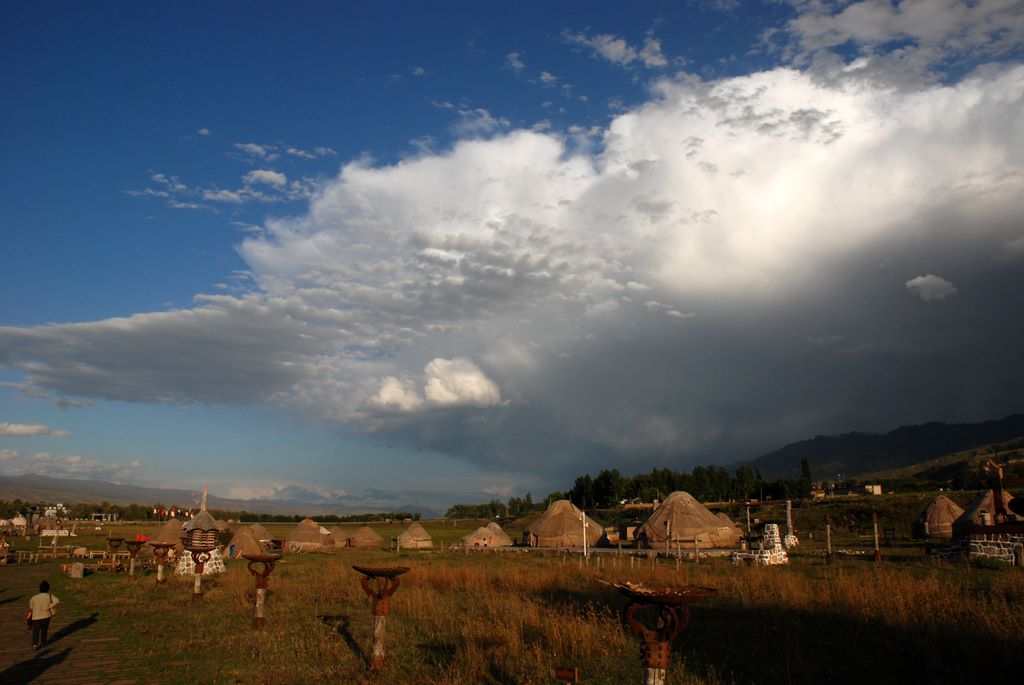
xmin=6 ymin=513 xmax=1023 ymax=684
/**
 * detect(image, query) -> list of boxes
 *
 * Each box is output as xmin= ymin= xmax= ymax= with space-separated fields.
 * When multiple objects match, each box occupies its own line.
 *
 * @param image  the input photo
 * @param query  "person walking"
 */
xmin=28 ymin=580 xmax=59 ymax=650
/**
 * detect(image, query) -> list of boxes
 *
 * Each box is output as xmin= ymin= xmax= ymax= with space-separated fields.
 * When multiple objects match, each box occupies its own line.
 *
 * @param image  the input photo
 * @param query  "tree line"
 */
xmin=444 ymin=461 xmax=815 ymax=520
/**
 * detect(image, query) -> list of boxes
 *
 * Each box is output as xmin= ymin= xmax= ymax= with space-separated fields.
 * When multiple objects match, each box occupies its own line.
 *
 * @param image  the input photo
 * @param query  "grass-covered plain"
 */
xmin=15 ymin=517 xmax=1024 ymax=684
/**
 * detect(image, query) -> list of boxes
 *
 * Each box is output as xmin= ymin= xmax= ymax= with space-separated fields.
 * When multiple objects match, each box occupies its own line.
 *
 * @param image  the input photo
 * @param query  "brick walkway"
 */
xmin=0 ymin=562 xmax=158 ymax=684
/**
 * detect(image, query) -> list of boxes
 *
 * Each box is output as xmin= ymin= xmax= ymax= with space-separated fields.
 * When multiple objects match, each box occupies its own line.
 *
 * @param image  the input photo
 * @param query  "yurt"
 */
xmin=462 ymin=527 xmax=497 ymax=547
xmin=636 ymin=491 xmax=742 ymax=549
xmin=485 ymin=521 xmax=514 ymax=547
xmin=397 ymin=522 xmax=433 ymax=549
xmin=344 ymin=524 xmax=385 ymax=548
xmin=285 ymin=518 xmax=335 ymax=553
xmin=912 ymin=495 xmax=965 ymax=539
xmin=148 ymin=518 xmax=185 ymax=556
xmin=715 ymin=511 xmax=745 ymax=540
xmin=522 ymin=500 xmax=605 ymax=548
xmin=247 ymin=523 xmax=270 ymax=542
xmin=953 ymin=490 xmax=1020 ymax=538
xmin=223 ymin=526 xmax=264 ymax=559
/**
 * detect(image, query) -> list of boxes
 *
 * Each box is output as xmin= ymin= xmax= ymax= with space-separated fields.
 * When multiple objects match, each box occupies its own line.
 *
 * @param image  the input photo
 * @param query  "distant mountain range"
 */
xmin=746 ymin=414 xmax=1024 ymax=480
xmin=0 ymin=473 xmax=440 ymax=518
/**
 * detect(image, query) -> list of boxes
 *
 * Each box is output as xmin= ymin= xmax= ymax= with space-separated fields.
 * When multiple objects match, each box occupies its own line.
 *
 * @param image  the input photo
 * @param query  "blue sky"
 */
xmin=2 ymin=2 xmax=1023 ymax=512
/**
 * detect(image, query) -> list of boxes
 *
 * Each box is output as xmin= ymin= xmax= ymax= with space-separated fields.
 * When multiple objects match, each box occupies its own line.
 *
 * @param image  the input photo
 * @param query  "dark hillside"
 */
xmin=747 ymin=414 xmax=1024 ymax=480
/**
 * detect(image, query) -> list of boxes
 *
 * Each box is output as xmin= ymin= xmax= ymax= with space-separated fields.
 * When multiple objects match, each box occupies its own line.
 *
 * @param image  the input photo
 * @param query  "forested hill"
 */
xmin=747 ymin=414 xmax=1024 ymax=480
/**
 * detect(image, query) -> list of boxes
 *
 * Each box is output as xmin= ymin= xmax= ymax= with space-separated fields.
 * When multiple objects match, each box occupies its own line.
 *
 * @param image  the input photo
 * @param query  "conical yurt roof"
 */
xmin=523 ymin=500 xmax=604 ymax=548
xmin=485 ymin=521 xmax=514 ymax=546
xmin=247 ymin=523 xmax=270 ymax=541
xmin=184 ymin=509 xmax=219 ymax=532
xmin=285 ymin=518 xmax=335 ymax=553
xmin=953 ymin=490 xmax=1020 ymax=538
xmin=223 ymin=527 xmax=264 ymax=559
xmin=344 ymin=523 xmax=385 ymax=548
xmin=462 ymin=527 xmax=496 ymax=547
xmin=913 ymin=495 xmax=965 ymax=539
xmin=636 ymin=492 xmax=742 ymax=549
xmin=398 ymin=522 xmax=433 ymax=548
xmin=148 ymin=518 xmax=185 ymax=554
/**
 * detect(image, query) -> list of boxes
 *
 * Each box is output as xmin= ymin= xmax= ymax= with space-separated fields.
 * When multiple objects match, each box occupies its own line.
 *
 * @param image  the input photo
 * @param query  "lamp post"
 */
xmin=243 ymin=553 xmax=281 ymax=629
xmin=124 ymin=540 xmax=144 ymax=580
xmin=149 ymin=542 xmax=175 ymax=584
xmin=353 ymin=565 xmax=409 ymax=670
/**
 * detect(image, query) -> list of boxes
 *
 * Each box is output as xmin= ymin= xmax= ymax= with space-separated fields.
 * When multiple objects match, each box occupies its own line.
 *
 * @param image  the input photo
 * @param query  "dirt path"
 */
xmin=0 ymin=561 xmax=158 ymax=684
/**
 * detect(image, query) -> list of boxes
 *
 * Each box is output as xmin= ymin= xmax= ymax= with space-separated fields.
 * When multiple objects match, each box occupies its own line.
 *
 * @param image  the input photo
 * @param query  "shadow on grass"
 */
xmin=0 ymin=647 xmax=72 ymax=684
xmin=48 ymin=612 xmax=99 ymax=646
xmin=678 ymin=599 xmax=1024 ymax=685
xmin=320 ymin=614 xmax=367 ymax=665
xmin=0 ymin=594 xmax=24 ymax=606
xmin=417 ymin=640 xmax=456 ymax=668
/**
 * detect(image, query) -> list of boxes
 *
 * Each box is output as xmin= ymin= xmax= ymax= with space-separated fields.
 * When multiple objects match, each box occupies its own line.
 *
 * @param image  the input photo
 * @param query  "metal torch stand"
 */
xmin=186 ymin=549 xmax=212 ymax=600
xmin=354 ymin=568 xmax=407 ymax=670
xmin=626 ymin=601 xmax=689 ymax=685
xmin=149 ymin=543 xmax=173 ymax=584
xmin=125 ymin=541 xmax=144 ymax=580
xmin=244 ymin=554 xmax=281 ymax=629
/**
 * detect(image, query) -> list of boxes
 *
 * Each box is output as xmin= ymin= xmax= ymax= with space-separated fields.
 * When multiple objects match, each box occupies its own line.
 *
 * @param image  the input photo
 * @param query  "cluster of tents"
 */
xmin=517 ymin=493 xmax=743 ymax=550
xmin=139 ymin=489 xmax=1017 ymax=560
xmin=227 ymin=519 xmax=435 ymax=557
xmin=912 ymin=491 xmax=1021 ymax=540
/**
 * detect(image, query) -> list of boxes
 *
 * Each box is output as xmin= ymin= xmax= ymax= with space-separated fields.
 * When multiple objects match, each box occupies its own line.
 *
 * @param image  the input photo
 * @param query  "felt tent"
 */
xmin=285 ymin=518 xmax=336 ymax=553
xmin=247 ymin=523 xmax=270 ymax=541
xmin=344 ymin=524 xmax=385 ymax=548
xmin=485 ymin=521 xmax=514 ymax=546
xmin=223 ymin=526 xmax=264 ymax=559
xmin=148 ymin=518 xmax=185 ymax=556
xmin=912 ymin=495 xmax=965 ymax=539
xmin=462 ymin=527 xmax=497 ymax=547
xmin=636 ymin=491 xmax=742 ymax=549
xmin=397 ymin=522 xmax=433 ymax=549
xmin=952 ymin=490 xmax=1021 ymax=538
xmin=522 ymin=500 xmax=605 ymax=548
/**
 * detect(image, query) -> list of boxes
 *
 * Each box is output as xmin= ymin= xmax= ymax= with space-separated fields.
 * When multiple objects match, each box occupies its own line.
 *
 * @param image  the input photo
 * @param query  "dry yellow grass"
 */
xmin=41 ymin=543 xmax=1024 ymax=684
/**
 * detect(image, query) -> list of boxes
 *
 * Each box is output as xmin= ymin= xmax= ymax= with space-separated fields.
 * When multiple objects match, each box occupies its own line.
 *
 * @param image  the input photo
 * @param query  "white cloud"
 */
xmin=452 ymin=108 xmax=510 ymax=137
xmin=906 ymin=274 xmax=959 ymax=301
xmin=411 ymin=66 xmax=426 ymax=76
xmin=202 ymin=189 xmax=244 ymax=203
xmin=564 ymin=30 xmax=669 ymax=68
xmin=782 ymin=0 xmax=1024 ymax=82
xmin=505 ymin=52 xmax=525 ymax=73
xmin=539 ymin=71 xmax=558 ymax=85
xmin=197 ymin=128 xmax=211 ymax=136
xmin=233 ymin=142 xmax=277 ymax=160
xmin=0 ymin=422 xmax=70 ymax=437
xmin=565 ymin=30 xmax=639 ymax=65
xmin=372 ymin=376 xmax=424 ymax=411
xmin=0 ymin=448 xmax=141 ymax=481
xmin=4 ymin=61 xmax=1024 ymax=472
xmin=639 ymin=37 xmax=668 ymax=67
xmin=424 ymin=358 xmax=501 ymax=407
xmin=244 ymin=169 xmax=288 ymax=187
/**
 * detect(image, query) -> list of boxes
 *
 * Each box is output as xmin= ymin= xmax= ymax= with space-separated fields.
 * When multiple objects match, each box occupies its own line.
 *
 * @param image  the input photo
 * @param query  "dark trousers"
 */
xmin=31 ymin=617 xmax=50 ymax=647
